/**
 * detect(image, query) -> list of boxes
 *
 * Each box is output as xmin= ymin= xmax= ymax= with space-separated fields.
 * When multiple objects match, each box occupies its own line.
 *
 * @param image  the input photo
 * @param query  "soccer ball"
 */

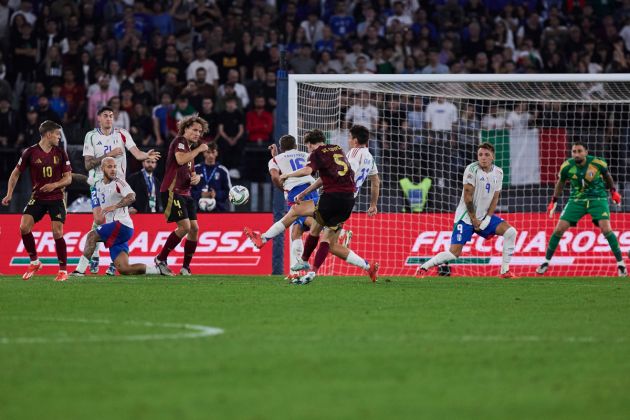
xmin=198 ymin=197 xmax=216 ymax=212
xmin=229 ymin=185 xmax=249 ymax=206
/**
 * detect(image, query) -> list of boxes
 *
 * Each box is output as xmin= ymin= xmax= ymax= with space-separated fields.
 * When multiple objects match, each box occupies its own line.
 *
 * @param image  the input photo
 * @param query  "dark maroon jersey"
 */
xmin=17 ymin=144 xmax=72 ymax=201
xmin=307 ymin=144 xmax=355 ymax=193
xmin=160 ymin=136 xmax=194 ymax=196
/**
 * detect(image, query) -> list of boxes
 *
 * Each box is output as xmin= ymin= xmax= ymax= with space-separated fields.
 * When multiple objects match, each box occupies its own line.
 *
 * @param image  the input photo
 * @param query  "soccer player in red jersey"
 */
xmin=245 ymin=129 xmax=358 ymax=284
xmin=2 ymin=121 xmax=73 ymax=281
xmin=154 ymin=116 xmax=209 ymax=276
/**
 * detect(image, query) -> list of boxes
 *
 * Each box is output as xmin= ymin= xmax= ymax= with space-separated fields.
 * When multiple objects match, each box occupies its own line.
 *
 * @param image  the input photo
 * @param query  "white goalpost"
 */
xmin=288 ymin=74 xmax=630 ymax=277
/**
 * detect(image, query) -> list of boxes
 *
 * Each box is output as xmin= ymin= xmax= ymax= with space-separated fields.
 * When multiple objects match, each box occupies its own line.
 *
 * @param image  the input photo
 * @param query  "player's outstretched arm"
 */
xmin=129 ymin=146 xmax=161 ymax=161
xmin=367 ymin=174 xmax=380 ymax=216
xmin=2 ymin=167 xmax=21 ymax=205
xmin=279 ymin=166 xmax=313 ymax=181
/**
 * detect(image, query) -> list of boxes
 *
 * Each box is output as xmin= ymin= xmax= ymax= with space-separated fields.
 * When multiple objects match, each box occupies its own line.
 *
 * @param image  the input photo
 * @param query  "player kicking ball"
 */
xmin=71 ymin=158 xmax=161 ymax=276
xmin=417 ymin=142 xmax=518 ymax=278
xmin=2 ymin=121 xmax=72 ymax=281
xmin=537 ymin=142 xmax=626 ymax=277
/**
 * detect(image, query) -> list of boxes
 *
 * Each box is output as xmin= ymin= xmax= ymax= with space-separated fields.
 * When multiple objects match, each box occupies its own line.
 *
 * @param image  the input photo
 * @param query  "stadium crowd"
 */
xmin=0 ymin=0 xmax=629 ymax=212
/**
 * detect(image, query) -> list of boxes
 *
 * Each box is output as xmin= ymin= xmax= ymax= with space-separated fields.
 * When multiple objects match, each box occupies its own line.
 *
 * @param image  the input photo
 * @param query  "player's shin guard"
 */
xmin=290 ymin=239 xmax=304 ymax=271
xmin=604 ymin=231 xmax=624 ymax=263
xmin=312 ymin=242 xmax=330 ymax=272
xmin=345 ymin=250 xmax=369 ymax=270
xmin=262 ymin=221 xmax=286 ymax=242
xmin=182 ymin=240 xmax=197 ymax=269
xmin=76 ymin=255 xmax=90 ymax=273
xmin=421 ymin=251 xmax=457 ymax=270
xmin=302 ymin=234 xmax=319 ymax=262
xmin=158 ymin=231 xmax=183 ymax=261
xmin=501 ymin=227 xmax=517 ymax=275
xmin=545 ymin=233 xmax=562 ymax=261
xmin=54 ymin=237 xmax=68 ymax=271
xmin=21 ymin=232 xmax=38 ymax=262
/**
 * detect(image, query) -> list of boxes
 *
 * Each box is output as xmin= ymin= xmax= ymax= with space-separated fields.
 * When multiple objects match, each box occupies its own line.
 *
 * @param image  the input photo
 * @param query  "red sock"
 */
xmin=158 ymin=231 xmax=183 ymax=261
xmin=312 ymin=242 xmax=330 ymax=272
xmin=21 ymin=233 xmax=38 ymax=262
xmin=183 ymin=240 xmax=198 ymax=269
xmin=54 ymin=237 xmax=67 ymax=271
xmin=302 ymin=234 xmax=319 ymax=262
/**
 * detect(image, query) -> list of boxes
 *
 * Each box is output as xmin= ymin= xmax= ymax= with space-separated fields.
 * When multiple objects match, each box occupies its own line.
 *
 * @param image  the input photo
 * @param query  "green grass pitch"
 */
xmin=1 ymin=275 xmax=629 ymax=420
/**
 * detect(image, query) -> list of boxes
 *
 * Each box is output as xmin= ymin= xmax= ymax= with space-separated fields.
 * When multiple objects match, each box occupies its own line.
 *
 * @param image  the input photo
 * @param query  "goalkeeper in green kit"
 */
xmin=537 ymin=142 xmax=626 ymax=276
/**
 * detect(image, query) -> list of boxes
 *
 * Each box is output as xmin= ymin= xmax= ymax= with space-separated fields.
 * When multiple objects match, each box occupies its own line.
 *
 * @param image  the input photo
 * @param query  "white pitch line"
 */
xmin=0 ymin=317 xmax=224 ymax=344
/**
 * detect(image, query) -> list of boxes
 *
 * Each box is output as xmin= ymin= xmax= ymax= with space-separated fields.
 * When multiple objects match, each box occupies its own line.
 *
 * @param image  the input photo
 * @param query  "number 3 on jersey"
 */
xmin=333 ymin=154 xmax=348 ymax=176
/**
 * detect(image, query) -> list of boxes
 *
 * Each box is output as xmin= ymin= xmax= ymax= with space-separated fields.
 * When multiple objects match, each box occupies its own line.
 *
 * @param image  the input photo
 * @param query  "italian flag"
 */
xmin=481 ymin=128 xmax=567 ymax=186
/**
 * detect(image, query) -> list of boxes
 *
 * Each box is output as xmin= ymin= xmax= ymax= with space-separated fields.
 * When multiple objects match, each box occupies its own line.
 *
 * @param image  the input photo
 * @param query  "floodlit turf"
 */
xmin=1 ymin=275 xmax=630 ymax=420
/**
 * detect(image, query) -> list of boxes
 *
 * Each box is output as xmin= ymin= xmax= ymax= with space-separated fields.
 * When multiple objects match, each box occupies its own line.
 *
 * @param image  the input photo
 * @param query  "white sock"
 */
xmin=501 ymin=227 xmax=517 ymax=275
xmin=290 ymin=238 xmax=304 ymax=273
xmin=421 ymin=251 xmax=457 ymax=270
xmin=31 ymin=259 xmax=40 ymax=266
xmin=346 ymin=250 xmax=369 ymax=270
xmin=76 ymin=255 xmax=90 ymax=273
xmin=145 ymin=264 xmax=160 ymax=274
xmin=262 ymin=221 xmax=286 ymax=242
xmin=91 ymin=248 xmax=100 ymax=259
xmin=618 ymin=260 xmax=626 ymax=268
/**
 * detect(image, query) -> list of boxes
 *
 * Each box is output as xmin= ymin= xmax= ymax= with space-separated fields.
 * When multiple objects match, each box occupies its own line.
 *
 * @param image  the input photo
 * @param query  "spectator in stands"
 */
xmin=218 ymin=69 xmax=250 ymax=110
xmin=462 ymin=21 xmax=485 ymax=60
xmin=109 ymin=96 xmax=129 ymax=131
xmin=329 ymin=2 xmax=355 ymax=39
xmin=60 ymin=69 xmax=85 ymax=123
xmin=211 ymin=37 xmax=242 ymax=83
xmin=215 ymin=81 xmax=243 ymax=113
xmin=37 ymin=95 xmax=61 ymax=125
xmin=481 ymin=105 xmax=507 ymax=130
xmin=246 ymin=95 xmax=273 ymax=145
xmin=262 ymin=71 xmax=277 ymax=110
xmin=387 ymin=1 xmax=413 ymax=29
xmin=186 ymin=45 xmax=219 ymax=87
xmin=127 ymin=158 xmax=162 ymax=214
xmin=49 ymin=83 xmax=68 ymax=122
xmin=346 ymin=91 xmax=379 ymax=132
xmin=217 ymin=97 xmax=245 ymax=179
xmin=0 ymin=97 xmax=16 ymax=146
xmin=152 ymin=91 xmax=173 ymax=146
xmin=506 ymin=103 xmax=533 ymax=132
xmin=301 ymin=11 xmax=325 ymax=45
xmin=424 ymin=96 xmax=459 ymax=190
xmin=192 ymin=142 xmax=231 ymax=212
xmin=130 ymin=103 xmax=153 ymax=146
xmin=290 ymin=44 xmax=317 ymax=74
xmin=422 ymin=49 xmax=450 ymax=74
xmin=87 ymin=74 xmax=116 ymax=125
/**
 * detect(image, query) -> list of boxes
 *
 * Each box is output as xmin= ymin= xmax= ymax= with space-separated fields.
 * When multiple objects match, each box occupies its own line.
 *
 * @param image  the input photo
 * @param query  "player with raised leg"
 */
xmin=83 ymin=106 xmax=161 ymax=276
xmin=289 ymin=125 xmax=380 ymax=282
xmin=71 ymin=158 xmax=161 ymax=276
xmin=154 ymin=116 xmax=208 ymax=276
xmin=537 ymin=142 xmax=626 ymax=277
xmin=2 ymin=121 xmax=72 ymax=281
xmin=417 ymin=143 xmax=518 ymax=278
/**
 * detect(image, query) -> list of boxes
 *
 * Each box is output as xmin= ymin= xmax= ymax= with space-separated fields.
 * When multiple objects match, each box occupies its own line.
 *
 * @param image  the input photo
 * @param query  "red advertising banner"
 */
xmin=2 ymin=212 xmax=629 ymax=277
xmin=0 ymin=213 xmax=274 ymax=275
xmin=322 ymin=212 xmax=630 ymax=277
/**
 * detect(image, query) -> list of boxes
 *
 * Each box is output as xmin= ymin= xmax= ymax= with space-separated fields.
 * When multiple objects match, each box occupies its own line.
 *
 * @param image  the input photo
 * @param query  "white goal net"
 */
xmin=289 ymin=74 xmax=630 ymax=277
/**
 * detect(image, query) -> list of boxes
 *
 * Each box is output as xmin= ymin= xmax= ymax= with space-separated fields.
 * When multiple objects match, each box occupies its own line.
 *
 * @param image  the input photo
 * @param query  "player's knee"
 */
xmin=19 ymin=223 xmax=31 ymax=235
xmin=189 ymin=224 xmax=199 ymax=235
xmin=503 ymin=227 xmax=517 ymax=240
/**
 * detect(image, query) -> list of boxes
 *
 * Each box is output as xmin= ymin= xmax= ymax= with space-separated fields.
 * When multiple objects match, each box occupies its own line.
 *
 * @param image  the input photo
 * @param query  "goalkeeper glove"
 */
xmin=547 ymin=197 xmax=558 ymax=218
xmin=611 ymin=188 xmax=622 ymax=205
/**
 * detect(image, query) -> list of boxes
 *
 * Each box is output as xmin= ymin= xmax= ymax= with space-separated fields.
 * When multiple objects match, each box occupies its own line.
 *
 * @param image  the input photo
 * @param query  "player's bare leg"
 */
xmin=495 ymin=222 xmax=518 ymax=278
xmin=180 ymin=220 xmax=199 ymax=275
xmin=71 ymin=231 xmax=101 ymax=276
xmin=329 ymin=242 xmax=379 ymax=282
xmin=155 ymin=219 xmax=190 ymax=276
xmin=418 ymin=244 xmax=463 ymax=277
xmin=597 ymin=219 xmax=626 ymax=277
xmin=537 ymin=220 xmax=570 ymax=275
xmin=295 ymin=227 xmax=342 ymax=285
xmin=19 ymin=214 xmax=41 ymax=280
xmin=245 ymin=200 xmax=316 ymax=248
xmin=114 ymin=252 xmax=160 ymax=275
xmin=51 ymin=220 xmax=68 ymax=282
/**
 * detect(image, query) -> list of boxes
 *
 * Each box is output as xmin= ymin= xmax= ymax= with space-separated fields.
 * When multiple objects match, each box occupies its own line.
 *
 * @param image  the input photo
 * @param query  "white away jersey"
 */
xmin=93 ymin=178 xmax=135 ymax=228
xmin=83 ymin=128 xmax=136 ymax=186
xmin=268 ymin=150 xmax=316 ymax=198
xmin=454 ymin=163 xmax=503 ymax=225
xmin=347 ymin=147 xmax=378 ymax=197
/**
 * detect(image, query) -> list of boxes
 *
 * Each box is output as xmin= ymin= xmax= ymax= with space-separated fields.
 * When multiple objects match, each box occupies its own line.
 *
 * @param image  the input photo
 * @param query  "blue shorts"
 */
xmin=287 ymin=183 xmax=319 ymax=230
xmin=451 ymin=215 xmax=504 ymax=245
xmin=96 ymin=221 xmax=134 ymax=262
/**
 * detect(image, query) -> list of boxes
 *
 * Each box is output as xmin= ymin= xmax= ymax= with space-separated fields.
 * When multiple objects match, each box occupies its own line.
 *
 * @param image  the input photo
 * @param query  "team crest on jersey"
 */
xmin=53 ymin=156 xmax=59 ymax=164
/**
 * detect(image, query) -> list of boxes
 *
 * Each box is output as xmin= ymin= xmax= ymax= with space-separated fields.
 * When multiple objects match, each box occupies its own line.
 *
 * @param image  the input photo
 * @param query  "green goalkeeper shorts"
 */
xmin=560 ymin=199 xmax=610 ymax=226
